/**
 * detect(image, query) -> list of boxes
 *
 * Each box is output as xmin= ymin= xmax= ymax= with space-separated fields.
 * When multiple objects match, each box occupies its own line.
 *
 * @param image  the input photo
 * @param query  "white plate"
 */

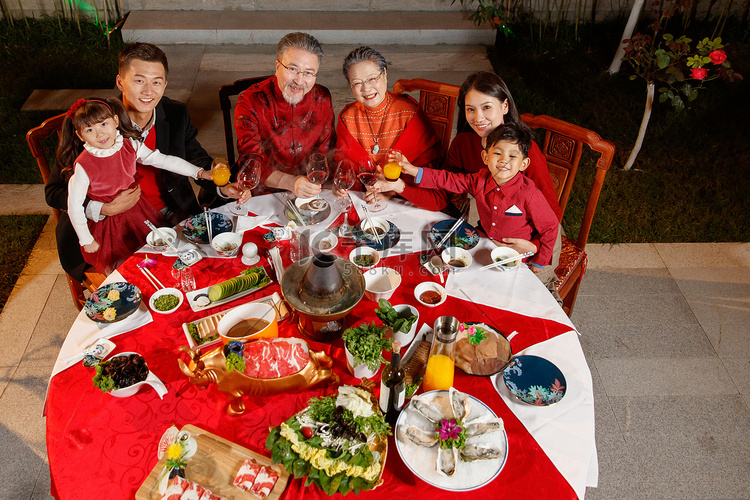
xmin=184 ymin=268 xmax=272 ymax=312
xmin=395 ymin=390 xmax=508 ymax=491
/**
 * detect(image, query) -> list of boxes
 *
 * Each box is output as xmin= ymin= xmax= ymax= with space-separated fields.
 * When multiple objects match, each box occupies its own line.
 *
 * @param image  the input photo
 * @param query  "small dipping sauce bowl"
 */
xmin=414 ymin=282 xmax=447 ymax=307
xmin=441 ymin=246 xmax=473 ymax=272
xmin=217 ymin=302 xmax=278 ymax=344
xmin=211 ymin=232 xmax=242 ymax=257
xmin=363 ymin=267 xmax=401 ymax=301
xmin=146 ymin=228 xmax=177 ymax=252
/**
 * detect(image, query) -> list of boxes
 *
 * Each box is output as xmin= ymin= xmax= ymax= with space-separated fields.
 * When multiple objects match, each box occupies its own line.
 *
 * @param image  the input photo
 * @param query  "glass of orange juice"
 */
xmin=422 ymin=315 xmax=459 ymax=392
xmin=211 ymin=157 xmax=231 ymax=187
xmin=383 ymin=161 xmax=402 ymax=181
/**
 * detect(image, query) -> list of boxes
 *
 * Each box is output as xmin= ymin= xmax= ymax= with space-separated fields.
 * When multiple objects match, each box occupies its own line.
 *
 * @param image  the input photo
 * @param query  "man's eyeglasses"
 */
xmin=350 ymin=71 xmax=384 ymax=91
xmin=277 ymin=59 xmax=317 ymax=79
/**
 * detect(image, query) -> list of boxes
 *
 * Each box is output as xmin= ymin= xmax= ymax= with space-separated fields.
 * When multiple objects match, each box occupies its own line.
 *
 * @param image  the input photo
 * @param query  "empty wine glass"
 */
xmin=229 ymin=154 xmax=261 ymax=216
xmin=358 ymin=158 xmax=384 ymax=212
xmin=306 ymin=152 xmax=329 ymax=211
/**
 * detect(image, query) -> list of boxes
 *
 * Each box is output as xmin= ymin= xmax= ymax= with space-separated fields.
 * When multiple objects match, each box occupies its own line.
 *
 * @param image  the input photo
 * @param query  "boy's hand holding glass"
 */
xmin=387 ymin=150 xmax=418 ymax=177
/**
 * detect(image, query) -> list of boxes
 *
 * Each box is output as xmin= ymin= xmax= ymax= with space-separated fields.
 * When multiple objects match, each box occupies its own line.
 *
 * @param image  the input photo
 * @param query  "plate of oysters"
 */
xmin=394 ymin=388 xmax=508 ymax=491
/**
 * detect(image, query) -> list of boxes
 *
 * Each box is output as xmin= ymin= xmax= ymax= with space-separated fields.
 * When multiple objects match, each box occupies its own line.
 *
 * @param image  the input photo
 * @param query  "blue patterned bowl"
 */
xmin=502 ymin=355 xmax=566 ymax=406
xmin=182 ymin=212 xmax=233 ymax=244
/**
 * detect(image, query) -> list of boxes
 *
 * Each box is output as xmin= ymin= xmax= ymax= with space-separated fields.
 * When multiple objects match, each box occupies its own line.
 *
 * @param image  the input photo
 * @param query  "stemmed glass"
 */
xmin=305 ymin=152 xmax=329 ymax=211
xmin=358 ymin=158 xmax=384 ymax=212
xmin=333 ymin=159 xmax=356 ymax=236
xmin=229 ymin=154 xmax=261 ymax=216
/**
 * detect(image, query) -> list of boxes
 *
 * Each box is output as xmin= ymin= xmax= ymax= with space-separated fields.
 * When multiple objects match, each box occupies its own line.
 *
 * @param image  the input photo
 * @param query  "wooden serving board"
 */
xmin=136 ymin=424 xmax=289 ymax=500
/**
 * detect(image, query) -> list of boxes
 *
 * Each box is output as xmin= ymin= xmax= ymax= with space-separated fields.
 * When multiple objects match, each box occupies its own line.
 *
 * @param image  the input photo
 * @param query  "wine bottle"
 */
xmin=379 ymin=341 xmax=406 ymax=425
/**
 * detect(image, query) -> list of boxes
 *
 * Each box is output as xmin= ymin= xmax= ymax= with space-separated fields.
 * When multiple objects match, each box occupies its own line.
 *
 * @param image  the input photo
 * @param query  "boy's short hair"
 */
xmin=118 ymin=43 xmax=169 ymax=77
xmin=485 ymin=122 xmax=532 ymax=158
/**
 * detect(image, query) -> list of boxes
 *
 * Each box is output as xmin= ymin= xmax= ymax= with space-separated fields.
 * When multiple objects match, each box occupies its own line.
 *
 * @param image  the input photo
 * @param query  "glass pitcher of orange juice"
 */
xmin=423 ymin=316 xmax=459 ymax=392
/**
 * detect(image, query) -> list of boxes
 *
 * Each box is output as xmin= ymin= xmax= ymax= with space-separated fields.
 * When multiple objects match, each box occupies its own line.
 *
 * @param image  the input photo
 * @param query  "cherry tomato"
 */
xmin=301 ymin=427 xmax=313 ymax=438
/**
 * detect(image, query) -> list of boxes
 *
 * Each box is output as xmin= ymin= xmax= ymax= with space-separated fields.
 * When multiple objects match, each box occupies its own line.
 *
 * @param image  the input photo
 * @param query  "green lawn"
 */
xmin=489 ymin=19 xmax=750 ymax=243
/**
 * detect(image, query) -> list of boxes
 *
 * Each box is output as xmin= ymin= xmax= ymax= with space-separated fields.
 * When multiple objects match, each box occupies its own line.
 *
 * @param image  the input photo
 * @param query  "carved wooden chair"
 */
xmin=392 ymin=78 xmax=460 ymax=158
xmin=521 ymin=113 xmax=615 ymax=316
xmin=26 ymin=113 xmax=106 ymax=310
xmin=219 ymin=76 xmax=272 ymax=165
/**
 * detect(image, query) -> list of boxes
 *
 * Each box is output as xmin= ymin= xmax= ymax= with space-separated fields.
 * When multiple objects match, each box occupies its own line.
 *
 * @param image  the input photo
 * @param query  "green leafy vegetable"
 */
xmin=375 ymin=299 xmax=417 ymax=334
xmin=342 ymin=322 xmax=391 ymax=372
xmin=153 ymin=293 xmax=179 ymax=311
xmin=225 ymin=352 xmax=245 ymax=372
xmin=92 ymin=363 xmax=115 ymax=393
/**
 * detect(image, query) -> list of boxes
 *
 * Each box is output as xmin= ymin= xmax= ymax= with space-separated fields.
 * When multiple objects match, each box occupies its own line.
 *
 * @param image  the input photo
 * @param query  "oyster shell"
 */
xmin=464 ymin=415 xmax=504 ymax=437
xmin=437 ymin=446 xmax=458 ymax=476
xmin=409 ymin=396 xmax=444 ymax=424
xmin=403 ymin=426 xmax=439 ymax=447
xmin=449 ymin=387 xmax=471 ymax=421
xmin=460 ymin=441 xmax=505 ymax=462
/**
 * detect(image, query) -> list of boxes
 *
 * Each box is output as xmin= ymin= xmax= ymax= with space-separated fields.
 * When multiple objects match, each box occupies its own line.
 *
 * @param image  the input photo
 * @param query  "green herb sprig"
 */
xmin=92 ymin=363 xmax=115 ymax=393
xmin=342 ymin=322 xmax=391 ymax=372
xmin=226 ymin=352 xmax=245 ymax=372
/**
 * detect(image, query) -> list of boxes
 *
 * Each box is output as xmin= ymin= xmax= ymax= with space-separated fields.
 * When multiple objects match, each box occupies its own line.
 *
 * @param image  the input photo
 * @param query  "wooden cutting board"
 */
xmin=136 ymin=424 xmax=289 ymax=500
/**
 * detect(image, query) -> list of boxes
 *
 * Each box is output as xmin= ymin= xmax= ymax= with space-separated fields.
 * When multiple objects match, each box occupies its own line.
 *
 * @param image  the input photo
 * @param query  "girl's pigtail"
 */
xmin=106 ymin=97 xmax=142 ymax=141
xmin=56 ymin=115 xmax=84 ymax=181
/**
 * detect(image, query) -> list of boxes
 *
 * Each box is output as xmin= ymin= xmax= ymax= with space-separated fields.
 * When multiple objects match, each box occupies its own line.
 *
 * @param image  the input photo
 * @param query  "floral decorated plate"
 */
xmin=182 ymin=212 xmax=233 ymax=244
xmin=502 ymin=355 xmax=566 ymax=406
xmin=84 ymin=282 xmax=141 ymax=324
xmin=430 ymin=219 xmax=479 ymax=250
xmin=352 ymin=221 xmax=401 ymax=251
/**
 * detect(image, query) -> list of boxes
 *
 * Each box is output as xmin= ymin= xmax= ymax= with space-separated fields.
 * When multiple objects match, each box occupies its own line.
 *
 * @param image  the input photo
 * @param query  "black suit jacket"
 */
xmin=45 ymin=96 xmax=214 ymax=280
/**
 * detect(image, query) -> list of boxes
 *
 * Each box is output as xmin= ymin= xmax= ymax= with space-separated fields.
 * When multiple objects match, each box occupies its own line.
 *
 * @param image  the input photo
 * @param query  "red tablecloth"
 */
xmin=46 ymin=228 xmax=576 ymax=500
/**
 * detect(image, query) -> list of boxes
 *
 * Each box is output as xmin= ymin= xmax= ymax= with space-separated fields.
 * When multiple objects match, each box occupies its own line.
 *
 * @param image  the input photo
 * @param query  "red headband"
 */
xmin=67 ymin=98 xmax=112 ymax=119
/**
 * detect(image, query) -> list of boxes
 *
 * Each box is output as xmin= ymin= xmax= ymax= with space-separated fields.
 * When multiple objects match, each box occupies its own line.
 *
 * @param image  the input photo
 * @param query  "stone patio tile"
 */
xmin=577 ymin=268 xmax=682 ymax=296
xmin=723 ymin=358 xmax=750 ymax=395
xmin=0 ymin=185 xmax=51 ymax=215
xmin=654 ymin=242 xmax=750 ymax=268
xmin=608 ymin=395 xmax=750 ymax=499
xmin=585 ymin=243 xmax=665 ymax=269
xmin=0 ymin=273 xmax=56 ymax=367
xmin=579 ymin=323 xmax=714 ymax=360
xmin=702 ymin=323 xmax=750 ymax=359
xmin=19 ymin=218 xmax=61 ymax=277
xmin=572 ymin=293 xmax=698 ymax=328
xmin=594 ymin=358 xmax=735 ymax=397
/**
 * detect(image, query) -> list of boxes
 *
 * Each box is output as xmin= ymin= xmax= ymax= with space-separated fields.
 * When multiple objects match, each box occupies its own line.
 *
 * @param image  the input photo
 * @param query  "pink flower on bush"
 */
xmin=709 ymin=50 xmax=727 ymax=65
xmin=691 ymin=67 xmax=708 ymax=80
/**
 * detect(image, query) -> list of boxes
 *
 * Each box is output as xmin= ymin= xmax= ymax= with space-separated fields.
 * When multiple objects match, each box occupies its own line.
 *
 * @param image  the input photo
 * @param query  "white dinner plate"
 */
xmin=394 ymin=390 xmax=508 ymax=491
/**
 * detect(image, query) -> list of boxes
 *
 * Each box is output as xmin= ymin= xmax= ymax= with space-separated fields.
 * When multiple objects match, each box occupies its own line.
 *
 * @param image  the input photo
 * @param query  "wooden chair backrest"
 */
xmin=521 ymin=113 xmax=616 ymax=252
xmin=26 ymin=112 xmax=66 ymax=221
xmin=219 ymin=76 xmax=272 ymax=165
xmin=392 ymin=78 xmax=460 ymax=159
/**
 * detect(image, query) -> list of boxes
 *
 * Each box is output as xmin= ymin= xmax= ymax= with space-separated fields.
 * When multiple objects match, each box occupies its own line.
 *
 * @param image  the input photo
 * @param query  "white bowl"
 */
xmin=148 ymin=287 xmax=184 ymax=314
xmin=360 ymin=217 xmax=390 ymax=241
xmin=211 ymin=232 xmax=242 ymax=257
xmin=107 ymin=352 xmax=168 ymax=399
xmin=441 ymin=246 xmax=473 ymax=272
xmin=490 ymin=247 xmax=522 ymax=272
xmin=349 ymin=246 xmax=380 ymax=271
xmin=311 ymin=230 xmax=338 ymax=253
xmin=363 ymin=267 xmax=401 ymax=301
xmin=414 ymin=282 xmax=447 ymax=307
xmin=344 ymin=344 xmax=380 ymax=379
xmin=295 ymin=197 xmax=324 ymax=216
xmin=146 ymin=227 xmax=177 ymax=252
xmin=391 ymin=304 xmax=420 ymax=347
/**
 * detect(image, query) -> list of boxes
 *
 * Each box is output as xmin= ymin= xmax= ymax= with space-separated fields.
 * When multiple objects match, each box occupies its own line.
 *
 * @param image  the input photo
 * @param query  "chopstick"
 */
xmin=137 ymin=264 xmax=165 ymax=290
xmin=362 ymin=205 xmax=382 ymax=245
xmin=477 ymin=251 xmax=535 ymax=272
xmin=204 ymin=208 xmax=213 ymax=244
xmin=437 ymin=199 xmax=470 ymax=248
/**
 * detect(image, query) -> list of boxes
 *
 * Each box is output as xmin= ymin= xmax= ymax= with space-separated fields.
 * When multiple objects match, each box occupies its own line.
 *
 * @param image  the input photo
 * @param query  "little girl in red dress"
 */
xmin=57 ymin=98 xmax=212 ymax=274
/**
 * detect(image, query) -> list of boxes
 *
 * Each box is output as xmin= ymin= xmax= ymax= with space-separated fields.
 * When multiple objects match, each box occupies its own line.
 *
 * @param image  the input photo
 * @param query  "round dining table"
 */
xmin=45 ymin=192 xmax=596 ymax=499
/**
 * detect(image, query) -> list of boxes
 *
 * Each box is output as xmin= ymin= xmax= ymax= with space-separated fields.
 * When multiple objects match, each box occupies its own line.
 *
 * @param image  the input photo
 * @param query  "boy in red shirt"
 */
xmin=397 ymin=122 xmax=559 ymax=277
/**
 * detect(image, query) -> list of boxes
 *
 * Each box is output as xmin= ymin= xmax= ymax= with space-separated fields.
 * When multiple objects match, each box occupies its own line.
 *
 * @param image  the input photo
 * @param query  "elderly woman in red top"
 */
xmin=334 ymin=46 xmax=448 ymax=210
